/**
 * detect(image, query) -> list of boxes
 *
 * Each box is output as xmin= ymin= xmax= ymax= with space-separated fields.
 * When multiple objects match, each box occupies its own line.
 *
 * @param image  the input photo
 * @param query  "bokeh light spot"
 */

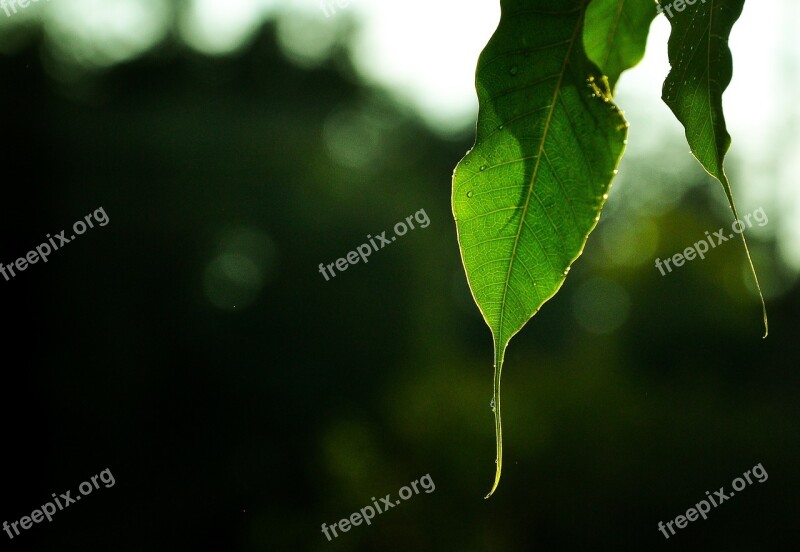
xmin=203 ymin=227 xmax=276 ymax=311
xmin=572 ymin=278 xmax=631 ymax=335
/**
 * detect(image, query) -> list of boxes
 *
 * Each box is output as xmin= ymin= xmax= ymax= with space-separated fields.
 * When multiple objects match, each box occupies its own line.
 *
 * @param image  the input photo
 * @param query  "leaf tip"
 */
xmin=484 ymin=463 xmax=502 ymax=500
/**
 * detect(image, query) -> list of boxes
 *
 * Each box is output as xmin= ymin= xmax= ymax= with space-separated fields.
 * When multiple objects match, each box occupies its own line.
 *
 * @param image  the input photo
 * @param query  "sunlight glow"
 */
xmin=180 ymin=0 xmax=279 ymax=55
xmin=45 ymin=0 xmax=170 ymax=66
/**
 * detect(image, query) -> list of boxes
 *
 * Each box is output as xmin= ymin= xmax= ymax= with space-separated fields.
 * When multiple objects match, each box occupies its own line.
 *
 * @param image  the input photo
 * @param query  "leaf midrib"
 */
xmin=496 ymin=5 xmax=587 ymax=343
xmin=600 ymin=0 xmax=627 ymax=71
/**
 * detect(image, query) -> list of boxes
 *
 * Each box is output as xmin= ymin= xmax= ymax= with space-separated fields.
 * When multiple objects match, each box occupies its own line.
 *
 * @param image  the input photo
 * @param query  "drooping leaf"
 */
xmin=583 ymin=0 xmax=657 ymax=90
xmin=452 ymin=0 xmax=627 ymax=497
xmin=660 ymin=0 xmax=767 ymax=335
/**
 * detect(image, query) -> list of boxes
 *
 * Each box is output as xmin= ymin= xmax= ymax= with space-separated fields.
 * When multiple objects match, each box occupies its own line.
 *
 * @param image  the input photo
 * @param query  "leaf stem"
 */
xmin=721 ymin=172 xmax=769 ymax=338
xmin=485 ymin=346 xmax=505 ymax=499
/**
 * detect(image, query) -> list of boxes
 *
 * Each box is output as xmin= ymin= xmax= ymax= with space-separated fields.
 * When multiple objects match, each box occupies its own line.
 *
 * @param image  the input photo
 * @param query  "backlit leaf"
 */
xmin=584 ymin=0 xmax=657 ymax=90
xmin=660 ymin=0 xmax=767 ymax=335
xmin=452 ymin=0 xmax=627 ymax=497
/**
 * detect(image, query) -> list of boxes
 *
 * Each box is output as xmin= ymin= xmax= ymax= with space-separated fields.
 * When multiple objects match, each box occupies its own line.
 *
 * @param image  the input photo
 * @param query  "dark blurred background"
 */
xmin=1 ymin=2 xmax=798 ymax=551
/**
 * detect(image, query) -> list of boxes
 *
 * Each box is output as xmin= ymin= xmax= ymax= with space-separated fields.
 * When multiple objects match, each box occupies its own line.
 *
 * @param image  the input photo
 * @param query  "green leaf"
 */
xmin=584 ymin=0 xmax=657 ymax=90
xmin=452 ymin=0 xmax=627 ymax=498
xmin=660 ymin=0 xmax=768 ymax=335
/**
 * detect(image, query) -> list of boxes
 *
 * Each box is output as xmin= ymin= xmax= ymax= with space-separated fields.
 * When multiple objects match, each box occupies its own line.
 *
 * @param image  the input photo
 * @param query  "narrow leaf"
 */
xmin=584 ymin=0 xmax=657 ymax=90
xmin=660 ymin=0 xmax=768 ymax=335
xmin=452 ymin=0 xmax=627 ymax=497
